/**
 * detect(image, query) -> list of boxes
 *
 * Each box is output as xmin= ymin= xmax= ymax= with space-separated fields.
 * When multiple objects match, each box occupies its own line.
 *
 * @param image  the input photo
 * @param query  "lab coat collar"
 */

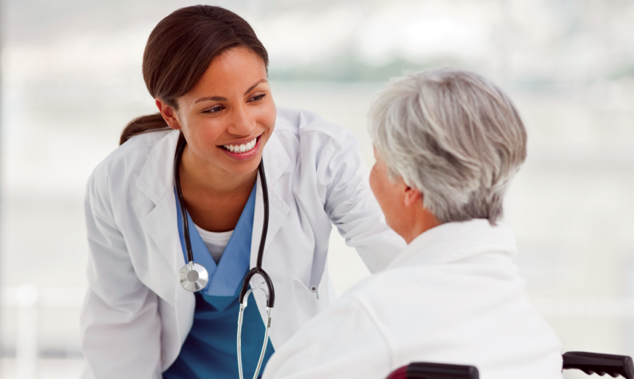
xmin=386 ymin=219 xmax=518 ymax=270
xmin=136 ymin=130 xmax=179 ymax=205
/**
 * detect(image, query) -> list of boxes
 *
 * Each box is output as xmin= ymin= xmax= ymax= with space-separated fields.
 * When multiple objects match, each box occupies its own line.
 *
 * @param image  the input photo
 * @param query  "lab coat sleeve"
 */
xmin=80 ymin=174 xmax=163 ymax=379
xmin=261 ymin=295 xmax=392 ymax=379
xmin=319 ymin=129 xmax=406 ymax=273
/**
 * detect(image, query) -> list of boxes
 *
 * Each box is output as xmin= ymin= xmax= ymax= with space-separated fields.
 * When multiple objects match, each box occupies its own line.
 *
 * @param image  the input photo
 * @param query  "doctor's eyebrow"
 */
xmin=193 ymin=79 xmax=268 ymax=104
xmin=243 ymin=79 xmax=268 ymax=95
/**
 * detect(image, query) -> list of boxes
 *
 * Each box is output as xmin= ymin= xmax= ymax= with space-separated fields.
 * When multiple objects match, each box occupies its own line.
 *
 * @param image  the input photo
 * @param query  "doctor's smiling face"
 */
xmin=156 ymin=47 xmax=276 ymax=179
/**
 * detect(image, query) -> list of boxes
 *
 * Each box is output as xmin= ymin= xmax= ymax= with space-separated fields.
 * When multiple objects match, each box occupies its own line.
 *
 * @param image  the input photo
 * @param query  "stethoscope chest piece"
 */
xmin=179 ymin=262 xmax=209 ymax=292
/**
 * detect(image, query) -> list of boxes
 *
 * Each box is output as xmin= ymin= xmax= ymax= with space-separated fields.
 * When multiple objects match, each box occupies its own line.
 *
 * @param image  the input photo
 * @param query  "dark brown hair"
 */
xmin=119 ymin=5 xmax=269 ymax=145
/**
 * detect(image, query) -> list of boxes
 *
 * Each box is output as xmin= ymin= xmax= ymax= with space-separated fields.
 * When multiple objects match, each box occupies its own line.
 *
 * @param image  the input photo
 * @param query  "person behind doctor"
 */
xmin=261 ymin=68 xmax=564 ymax=379
xmin=80 ymin=5 xmax=404 ymax=379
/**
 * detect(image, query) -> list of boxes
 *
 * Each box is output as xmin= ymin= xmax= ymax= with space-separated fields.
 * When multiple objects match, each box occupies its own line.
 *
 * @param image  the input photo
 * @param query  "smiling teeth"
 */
xmin=223 ymin=138 xmax=257 ymax=153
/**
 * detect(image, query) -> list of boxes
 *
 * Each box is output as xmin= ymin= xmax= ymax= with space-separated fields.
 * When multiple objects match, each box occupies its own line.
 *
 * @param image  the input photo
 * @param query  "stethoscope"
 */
xmin=174 ymin=134 xmax=275 ymax=379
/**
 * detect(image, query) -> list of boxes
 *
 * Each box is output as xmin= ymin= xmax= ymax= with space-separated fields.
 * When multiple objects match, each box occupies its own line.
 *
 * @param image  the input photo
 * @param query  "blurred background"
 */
xmin=1 ymin=0 xmax=633 ymax=378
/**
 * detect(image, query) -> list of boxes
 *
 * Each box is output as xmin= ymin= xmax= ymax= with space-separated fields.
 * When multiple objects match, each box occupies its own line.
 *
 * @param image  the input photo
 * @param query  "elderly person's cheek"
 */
xmin=369 ymin=164 xmax=384 ymax=209
xmin=370 ymin=163 xmax=396 ymax=227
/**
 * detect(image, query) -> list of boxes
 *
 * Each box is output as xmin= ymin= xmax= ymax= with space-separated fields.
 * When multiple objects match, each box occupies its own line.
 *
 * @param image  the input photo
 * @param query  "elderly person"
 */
xmin=261 ymin=69 xmax=563 ymax=379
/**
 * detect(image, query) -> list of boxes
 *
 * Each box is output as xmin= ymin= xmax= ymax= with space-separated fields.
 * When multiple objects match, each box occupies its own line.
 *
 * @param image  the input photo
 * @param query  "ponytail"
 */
xmin=120 ymin=113 xmax=170 ymax=145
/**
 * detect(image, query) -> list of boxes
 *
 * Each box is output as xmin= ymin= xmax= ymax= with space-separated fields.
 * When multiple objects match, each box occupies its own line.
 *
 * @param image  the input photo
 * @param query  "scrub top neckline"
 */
xmin=175 ymin=184 xmax=257 ymax=297
xmin=194 ymin=226 xmax=234 ymax=264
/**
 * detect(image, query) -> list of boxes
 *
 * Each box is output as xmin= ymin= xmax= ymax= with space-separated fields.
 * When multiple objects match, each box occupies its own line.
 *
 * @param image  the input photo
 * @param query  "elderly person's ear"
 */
xmin=403 ymin=185 xmax=422 ymax=207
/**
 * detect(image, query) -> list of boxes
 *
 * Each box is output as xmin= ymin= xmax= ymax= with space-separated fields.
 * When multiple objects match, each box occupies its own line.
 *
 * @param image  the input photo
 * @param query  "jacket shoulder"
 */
xmin=87 ymin=130 xmax=174 ymax=194
xmin=275 ymin=107 xmax=358 ymax=151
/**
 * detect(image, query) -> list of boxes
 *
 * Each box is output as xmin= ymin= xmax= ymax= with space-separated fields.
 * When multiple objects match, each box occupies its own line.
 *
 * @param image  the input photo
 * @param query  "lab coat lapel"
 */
xmin=249 ymin=133 xmax=291 ymax=337
xmin=251 ymin=177 xmax=289 ymax=271
xmin=250 ymin=133 xmax=291 ymax=272
xmin=139 ymin=193 xmax=184 ymax=304
xmin=132 ymin=130 xmax=195 ymax=356
xmin=135 ymin=131 xmax=185 ymax=304
xmin=141 ymin=192 xmax=183 ymax=274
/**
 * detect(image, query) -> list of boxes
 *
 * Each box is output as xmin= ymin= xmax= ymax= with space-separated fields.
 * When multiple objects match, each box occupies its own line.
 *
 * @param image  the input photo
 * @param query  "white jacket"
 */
xmin=262 ymin=220 xmax=564 ymax=379
xmin=80 ymin=108 xmax=406 ymax=378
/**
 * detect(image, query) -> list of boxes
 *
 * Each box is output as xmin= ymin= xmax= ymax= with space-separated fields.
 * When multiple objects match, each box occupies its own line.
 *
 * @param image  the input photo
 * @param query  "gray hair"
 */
xmin=368 ymin=68 xmax=527 ymax=224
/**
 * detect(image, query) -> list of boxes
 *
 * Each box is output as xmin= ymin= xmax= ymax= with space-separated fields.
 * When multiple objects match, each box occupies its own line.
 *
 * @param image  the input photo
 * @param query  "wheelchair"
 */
xmin=386 ymin=351 xmax=634 ymax=379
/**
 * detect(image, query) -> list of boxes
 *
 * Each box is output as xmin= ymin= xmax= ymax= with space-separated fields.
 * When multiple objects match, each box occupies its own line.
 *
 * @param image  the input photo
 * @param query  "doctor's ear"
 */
xmin=403 ymin=185 xmax=423 ymax=207
xmin=155 ymin=99 xmax=182 ymax=131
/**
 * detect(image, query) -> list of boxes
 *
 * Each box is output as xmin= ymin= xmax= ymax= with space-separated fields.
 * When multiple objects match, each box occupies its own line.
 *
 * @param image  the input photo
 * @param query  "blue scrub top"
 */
xmin=164 ymin=184 xmax=275 ymax=379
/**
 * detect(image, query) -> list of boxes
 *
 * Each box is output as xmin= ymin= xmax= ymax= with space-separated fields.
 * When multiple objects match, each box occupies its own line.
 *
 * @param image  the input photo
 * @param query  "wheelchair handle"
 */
xmin=405 ymin=362 xmax=479 ymax=379
xmin=563 ymin=351 xmax=634 ymax=379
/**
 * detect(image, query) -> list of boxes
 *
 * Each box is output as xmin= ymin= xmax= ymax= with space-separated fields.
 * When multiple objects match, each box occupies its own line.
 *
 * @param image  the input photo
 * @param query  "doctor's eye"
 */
xmin=248 ymin=94 xmax=266 ymax=102
xmin=203 ymin=105 xmax=224 ymax=114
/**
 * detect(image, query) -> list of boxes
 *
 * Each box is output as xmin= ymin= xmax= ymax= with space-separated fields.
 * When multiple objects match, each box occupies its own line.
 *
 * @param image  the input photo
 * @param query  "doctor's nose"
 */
xmin=226 ymin=105 xmax=256 ymax=136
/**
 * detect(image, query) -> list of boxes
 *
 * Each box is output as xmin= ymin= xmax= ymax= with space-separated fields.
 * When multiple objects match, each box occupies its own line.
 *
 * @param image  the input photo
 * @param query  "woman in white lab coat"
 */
xmin=80 ymin=5 xmax=403 ymax=379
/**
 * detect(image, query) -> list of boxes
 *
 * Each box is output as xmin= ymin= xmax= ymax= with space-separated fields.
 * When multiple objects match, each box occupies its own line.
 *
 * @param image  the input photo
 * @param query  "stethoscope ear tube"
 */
xmin=174 ymin=134 xmax=195 ymax=265
xmin=175 ymin=134 xmax=209 ymax=292
xmin=240 ymin=268 xmax=275 ymax=308
xmin=237 ymin=159 xmax=275 ymax=379
xmin=239 ymin=161 xmax=276 ymax=308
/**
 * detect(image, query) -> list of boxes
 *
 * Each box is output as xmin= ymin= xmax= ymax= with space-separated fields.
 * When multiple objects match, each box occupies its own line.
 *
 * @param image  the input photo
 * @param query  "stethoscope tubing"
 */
xmin=238 ymin=289 xmax=273 ymax=379
xmin=239 ymin=161 xmax=276 ymax=308
xmin=174 ymin=133 xmax=274 ymax=379
xmin=174 ymin=134 xmax=195 ymax=265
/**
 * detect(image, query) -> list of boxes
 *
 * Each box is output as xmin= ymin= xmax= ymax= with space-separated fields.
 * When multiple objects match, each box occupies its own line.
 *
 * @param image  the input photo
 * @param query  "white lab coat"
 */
xmin=262 ymin=220 xmax=564 ymax=379
xmin=80 ymin=107 xmax=405 ymax=379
